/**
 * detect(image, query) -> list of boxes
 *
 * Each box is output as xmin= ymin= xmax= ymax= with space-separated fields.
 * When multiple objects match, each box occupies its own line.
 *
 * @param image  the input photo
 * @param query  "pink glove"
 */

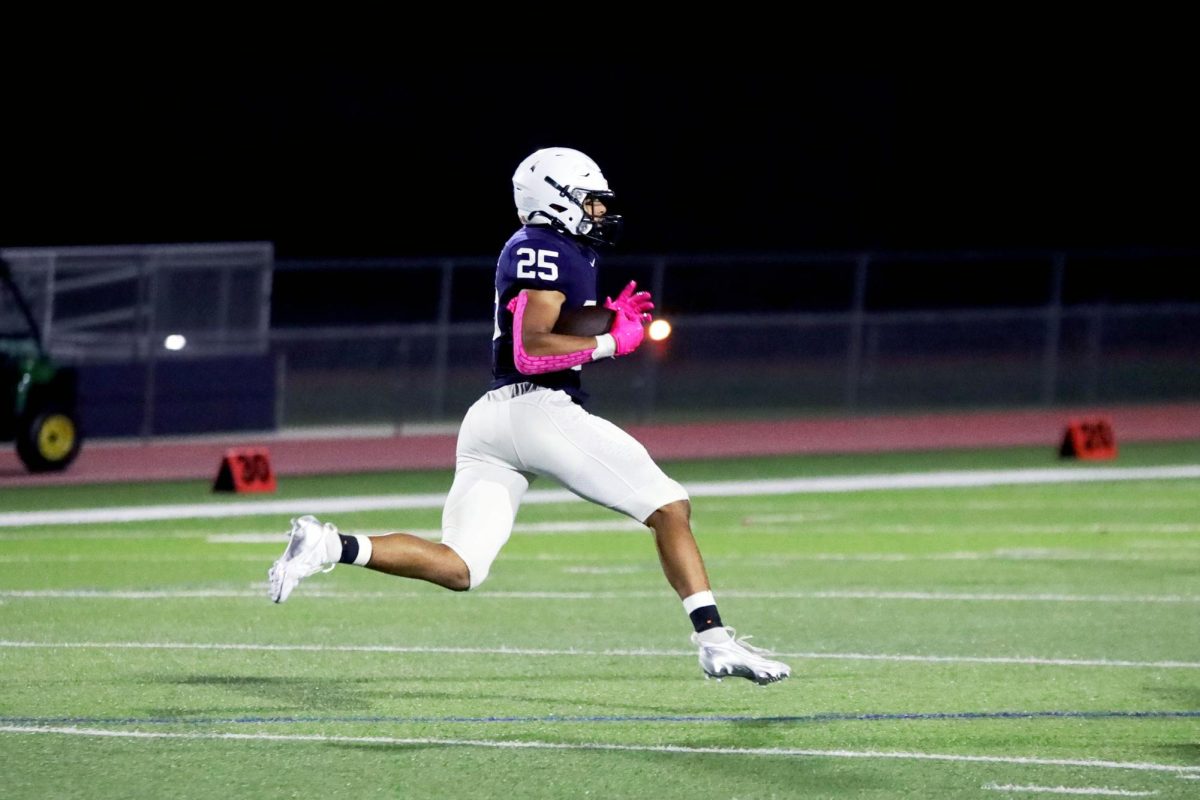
xmin=607 ymin=309 xmax=645 ymax=356
xmin=604 ymin=280 xmax=654 ymax=356
xmin=605 ymin=280 xmax=654 ymax=324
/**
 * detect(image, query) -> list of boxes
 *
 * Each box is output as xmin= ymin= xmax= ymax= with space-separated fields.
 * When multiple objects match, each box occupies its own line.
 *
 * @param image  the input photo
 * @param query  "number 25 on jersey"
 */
xmin=515 ymin=248 xmax=558 ymax=281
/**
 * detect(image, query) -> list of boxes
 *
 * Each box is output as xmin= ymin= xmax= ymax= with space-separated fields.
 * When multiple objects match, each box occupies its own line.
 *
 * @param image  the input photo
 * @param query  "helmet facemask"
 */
xmin=540 ymin=176 xmax=623 ymax=247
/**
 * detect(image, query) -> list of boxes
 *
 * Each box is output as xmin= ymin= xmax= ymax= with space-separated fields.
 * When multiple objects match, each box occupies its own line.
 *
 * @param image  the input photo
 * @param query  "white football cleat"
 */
xmin=268 ymin=515 xmax=340 ymax=603
xmin=691 ymin=627 xmax=791 ymax=685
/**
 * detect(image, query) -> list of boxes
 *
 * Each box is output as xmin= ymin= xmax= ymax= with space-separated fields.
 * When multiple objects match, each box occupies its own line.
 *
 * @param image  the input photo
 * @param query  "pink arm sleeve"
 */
xmin=507 ymin=292 xmax=597 ymax=375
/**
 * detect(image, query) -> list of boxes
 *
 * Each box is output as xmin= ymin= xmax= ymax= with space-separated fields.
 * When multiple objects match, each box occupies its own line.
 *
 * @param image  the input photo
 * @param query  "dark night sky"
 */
xmin=3 ymin=61 xmax=1196 ymax=259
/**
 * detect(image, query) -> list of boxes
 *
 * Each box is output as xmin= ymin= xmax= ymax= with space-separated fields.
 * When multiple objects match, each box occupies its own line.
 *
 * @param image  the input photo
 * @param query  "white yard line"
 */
xmin=206 ymin=520 xmax=648 ymax=543
xmin=209 ymin=530 xmax=1200 ymax=546
xmin=562 ymin=565 xmax=648 ymax=575
xmin=1 ymin=590 xmax=290 ymax=599
xmin=0 ymin=725 xmax=1196 ymax=775
xmin=982 ymin=783 xmax=1157 ymax=796
xmin=2 ymin=588 xmax=1194 ymax=604
xmin=718 ymin=551 xmax=1200 ymax=563
xmin=1 ymin=640 xmax=1196 ymax=669
xmin=497 ymin=549 xmax=1199 ymax=564
xmin=719 ymin=590 xmax=1200 ymax=603
xmin=744 ymin=499 xmax=1200 ymax=517
xmin=2 ymin=465 xmax=1198 ymax=528
xmin=740 ymin=524 xmax=1200 ymax=535
xmin=0 ymin=555 xmax=267 ymax=563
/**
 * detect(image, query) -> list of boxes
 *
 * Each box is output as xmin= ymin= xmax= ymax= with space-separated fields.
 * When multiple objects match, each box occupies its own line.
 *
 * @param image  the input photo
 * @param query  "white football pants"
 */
xmin=441 ymin=383 xmax=688 ymax=588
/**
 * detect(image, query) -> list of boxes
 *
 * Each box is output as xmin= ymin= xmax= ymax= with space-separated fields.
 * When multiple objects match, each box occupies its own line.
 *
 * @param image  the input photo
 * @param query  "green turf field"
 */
xmin=2 ymin=443 xmax=1199 ymax=798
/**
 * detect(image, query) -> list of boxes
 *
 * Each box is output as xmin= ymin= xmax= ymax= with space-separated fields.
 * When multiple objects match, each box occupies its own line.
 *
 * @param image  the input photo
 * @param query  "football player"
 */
xmin=269 ymin=147 xmax=789 ymax=684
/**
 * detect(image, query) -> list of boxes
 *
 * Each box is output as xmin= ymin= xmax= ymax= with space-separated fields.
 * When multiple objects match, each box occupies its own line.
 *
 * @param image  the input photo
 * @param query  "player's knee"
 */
xmin=447 ymin=566 xmax=472 ymax=592
xmin=447 ymin=545 xmax=496 ymax=591
xmin=438 ymin=546 xmax=493 ymax=590
xmin=438 ymin=543 xmax=474 ymax=592
xmin=646 ymin=499 xmax=691 ymax=531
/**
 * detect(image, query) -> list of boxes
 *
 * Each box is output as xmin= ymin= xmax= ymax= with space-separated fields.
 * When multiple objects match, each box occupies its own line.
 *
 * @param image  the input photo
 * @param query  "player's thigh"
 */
xmin=514 ymin=392 xmax=686 ymax=522
xmin=441 ymin=460 xmax=530 ymax=589
xmin=455 ymin=392 xmax=520 ymax=467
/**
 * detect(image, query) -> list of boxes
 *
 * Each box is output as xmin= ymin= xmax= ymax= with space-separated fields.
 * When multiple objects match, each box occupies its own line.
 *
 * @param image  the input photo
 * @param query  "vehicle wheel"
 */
xmin=16 ymin=408 xmax=82 ymax=472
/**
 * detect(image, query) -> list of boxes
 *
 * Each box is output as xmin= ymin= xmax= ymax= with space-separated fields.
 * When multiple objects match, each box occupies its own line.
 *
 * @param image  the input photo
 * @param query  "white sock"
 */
xmin=682 ymin=590 xmax=716 ymax=615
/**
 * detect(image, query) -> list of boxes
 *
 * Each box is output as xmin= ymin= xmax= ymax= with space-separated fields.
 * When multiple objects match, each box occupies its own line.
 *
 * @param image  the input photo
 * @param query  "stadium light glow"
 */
xmin=164 ymin=334 xmax=187 ymax=351
xmin=648 ymin=319 xmax=672 ymax=341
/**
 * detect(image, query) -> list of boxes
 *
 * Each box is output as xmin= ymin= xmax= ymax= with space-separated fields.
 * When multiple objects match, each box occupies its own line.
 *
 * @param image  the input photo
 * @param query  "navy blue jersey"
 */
xmin=490 ymin=225 xmax=599 ymax=403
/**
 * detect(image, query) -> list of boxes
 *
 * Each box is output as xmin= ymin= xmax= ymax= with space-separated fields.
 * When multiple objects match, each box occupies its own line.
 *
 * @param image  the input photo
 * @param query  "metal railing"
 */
xmin=268 ymin=246 xmax=1200 ymax=425
xmin=1 ymin=242 xmax=273 ymax=361
xmin=5 ymin=244 xmax=1196 ymax=431
xmin=268 ymin=304 xmax=1200 ymax=426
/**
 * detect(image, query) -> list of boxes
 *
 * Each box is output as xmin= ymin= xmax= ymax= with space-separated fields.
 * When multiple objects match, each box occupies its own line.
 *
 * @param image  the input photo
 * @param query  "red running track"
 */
xmin=2 ymin=403 xmax=1199 ymax=488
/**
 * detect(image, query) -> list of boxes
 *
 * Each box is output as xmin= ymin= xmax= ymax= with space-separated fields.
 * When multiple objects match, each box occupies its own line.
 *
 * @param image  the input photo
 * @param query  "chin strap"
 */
xmin=506 ymin=292 xmax=601 ymax=375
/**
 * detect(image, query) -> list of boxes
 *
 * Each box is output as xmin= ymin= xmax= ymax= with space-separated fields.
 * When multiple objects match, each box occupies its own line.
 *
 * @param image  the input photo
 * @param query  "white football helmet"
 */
xmin=512 ymin=147 xmax=623 ymax=246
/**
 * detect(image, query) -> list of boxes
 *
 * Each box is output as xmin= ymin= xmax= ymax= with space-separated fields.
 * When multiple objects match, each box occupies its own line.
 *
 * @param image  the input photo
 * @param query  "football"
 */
xmin=552 ymin=305 xmax=615 ymax=337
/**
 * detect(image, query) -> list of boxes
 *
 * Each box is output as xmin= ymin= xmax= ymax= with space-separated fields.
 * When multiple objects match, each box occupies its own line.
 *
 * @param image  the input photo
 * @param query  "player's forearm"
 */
xmin=520 ymin=331 xmax=601 ymax=356
xmin=511 ymin=335 xmax=600 ymax=376
xmin=513 ymin=326 xmax=614 ymax=374
xmin=508 ymin=292 xmax=614 ymax=374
